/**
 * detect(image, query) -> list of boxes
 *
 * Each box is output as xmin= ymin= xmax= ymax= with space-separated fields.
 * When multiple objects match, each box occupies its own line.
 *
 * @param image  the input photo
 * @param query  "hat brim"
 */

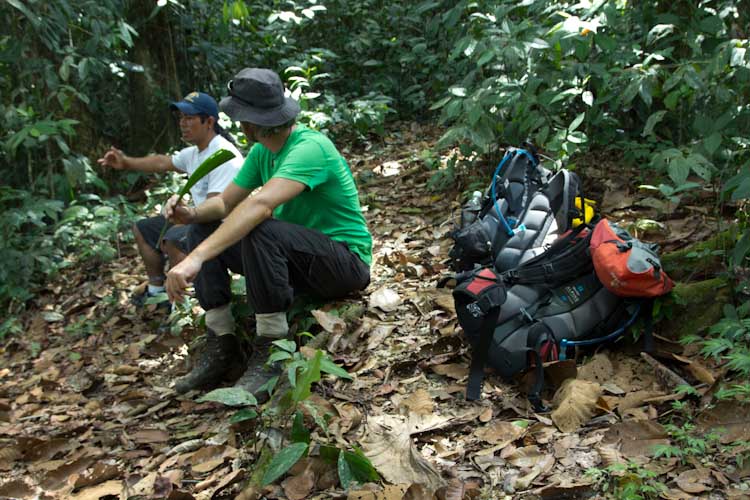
xmin=170 ymin=101 xmax=203 ymax=115
xmin=219 ymin=95 xmax=300 ymax=127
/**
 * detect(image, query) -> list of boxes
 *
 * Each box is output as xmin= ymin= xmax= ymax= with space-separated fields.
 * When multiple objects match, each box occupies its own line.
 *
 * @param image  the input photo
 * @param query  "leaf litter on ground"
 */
xmin=0 ymin=122 xmax=745 ymax=498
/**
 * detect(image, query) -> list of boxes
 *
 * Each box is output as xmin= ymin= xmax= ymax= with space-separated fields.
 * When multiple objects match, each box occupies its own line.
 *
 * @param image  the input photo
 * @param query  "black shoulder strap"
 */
xmin=503 ymin=224 xmax=592 ymax=287
xmin=466 ymin=303 xmax=502 ymax=401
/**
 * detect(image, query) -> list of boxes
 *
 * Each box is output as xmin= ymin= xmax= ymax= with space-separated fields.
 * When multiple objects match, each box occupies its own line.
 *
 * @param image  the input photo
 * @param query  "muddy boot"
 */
xmin=174 ymin=330 xmax=241 ymax=394
xmin=233 ymin=337 xmax=282 ymax=403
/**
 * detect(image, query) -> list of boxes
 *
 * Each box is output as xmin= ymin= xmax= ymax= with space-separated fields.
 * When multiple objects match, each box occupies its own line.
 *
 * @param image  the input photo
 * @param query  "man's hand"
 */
xmin=164 ymin=194 xmax=196 ymax=225
xmin=166 ymin=254 xmax=203 ymax=302
xmin=97 ymin=147 xmax=127 ymax=170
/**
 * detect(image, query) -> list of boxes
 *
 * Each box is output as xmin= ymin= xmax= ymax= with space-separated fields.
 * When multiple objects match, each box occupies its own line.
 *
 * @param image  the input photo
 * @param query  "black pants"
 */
xmin=188 ymin=219 xmax=370 ymax=313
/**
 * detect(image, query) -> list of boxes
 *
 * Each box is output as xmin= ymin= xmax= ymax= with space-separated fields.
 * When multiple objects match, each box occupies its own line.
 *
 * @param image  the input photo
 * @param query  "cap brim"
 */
xmin=219 ymin=96 xmax=300 ymax=127
xmin=169 ymin=101 xmax=202 ymax=115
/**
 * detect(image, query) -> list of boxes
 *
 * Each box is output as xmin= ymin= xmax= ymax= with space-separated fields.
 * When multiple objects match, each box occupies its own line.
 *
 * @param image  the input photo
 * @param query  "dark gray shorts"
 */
xmin=135 ymin=215 xmax=190 ymax=254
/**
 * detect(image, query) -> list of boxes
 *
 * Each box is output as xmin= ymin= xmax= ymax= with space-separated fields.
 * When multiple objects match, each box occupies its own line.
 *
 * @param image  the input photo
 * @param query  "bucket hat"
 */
xmin=220 ymin=68 xmax=300 ymax=127
xmin=170 ymin=92 xmax=219 ymax=119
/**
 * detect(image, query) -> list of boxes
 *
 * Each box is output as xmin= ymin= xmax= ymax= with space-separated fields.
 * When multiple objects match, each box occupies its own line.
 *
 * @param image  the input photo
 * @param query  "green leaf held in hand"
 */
xmin=157 ymin=148 xmax=236 ymax=244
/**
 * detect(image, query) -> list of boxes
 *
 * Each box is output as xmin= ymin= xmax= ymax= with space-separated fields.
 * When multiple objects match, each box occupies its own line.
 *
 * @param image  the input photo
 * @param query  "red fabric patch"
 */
xmin=466 ymin=269 xmax=498 ymax=296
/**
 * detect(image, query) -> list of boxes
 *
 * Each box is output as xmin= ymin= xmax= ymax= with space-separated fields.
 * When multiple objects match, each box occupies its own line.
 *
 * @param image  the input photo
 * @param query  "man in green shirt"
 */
xmin=164 ymin=68 xmax=372 ymax=396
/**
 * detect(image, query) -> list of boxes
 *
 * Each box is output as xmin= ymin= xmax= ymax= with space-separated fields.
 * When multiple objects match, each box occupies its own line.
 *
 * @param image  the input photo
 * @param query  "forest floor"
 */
xmin=1 ymin=123 xmax=748 ymax=500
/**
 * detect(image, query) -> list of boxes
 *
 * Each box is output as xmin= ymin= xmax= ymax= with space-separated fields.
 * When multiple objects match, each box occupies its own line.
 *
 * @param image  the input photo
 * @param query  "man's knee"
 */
xmin=245 ymin=219 xmax=282 ymax=247
xmin=187 ymin=222 xmax=216 ymax=250
xmin=133 ymin=220 xmax=145 ymax=242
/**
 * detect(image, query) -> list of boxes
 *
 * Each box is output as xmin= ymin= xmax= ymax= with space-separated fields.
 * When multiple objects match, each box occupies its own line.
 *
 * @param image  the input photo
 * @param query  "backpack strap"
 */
xmin=466 ymin=302 xmax=502 ymax=401
xmin=526 ymin=322 xmax=554 ymax=412
xmin=502 ymin=224 xmax=593 ymax=287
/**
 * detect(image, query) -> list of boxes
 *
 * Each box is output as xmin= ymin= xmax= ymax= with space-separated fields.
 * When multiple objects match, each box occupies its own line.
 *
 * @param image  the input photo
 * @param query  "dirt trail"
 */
xmin=0 ymin=124 xmax=743 ymax=499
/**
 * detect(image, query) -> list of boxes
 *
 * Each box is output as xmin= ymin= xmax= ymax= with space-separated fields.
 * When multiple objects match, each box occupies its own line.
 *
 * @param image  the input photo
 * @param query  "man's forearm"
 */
xmin=191 ymin=198 xmax=272 ymax=263
xmin=124 ymin=154 xmax=173 ymax=172
xmin=192 ymin=196 xmax=229 ymax=224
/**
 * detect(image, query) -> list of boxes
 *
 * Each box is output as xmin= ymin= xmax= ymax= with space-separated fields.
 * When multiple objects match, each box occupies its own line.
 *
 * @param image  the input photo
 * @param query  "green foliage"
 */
xmin=652 ymin=422 xmax=722 ymax=464
xmin=430 ymin=0 xmax=749 ymax=211
xmin=258 ymin=339 xmax=377 ymax=489
xmin=261 ymin=442 xmax=309 ymax=486
xmin=586 ymin=460 xmax=667 ymax=499
xmin=0 ymin=186 xmax=137 ymax=317
xmin=198 ymin=387 xmax=259 ymax=407
xmin=697 ymin=303 xmax=750 ymax=394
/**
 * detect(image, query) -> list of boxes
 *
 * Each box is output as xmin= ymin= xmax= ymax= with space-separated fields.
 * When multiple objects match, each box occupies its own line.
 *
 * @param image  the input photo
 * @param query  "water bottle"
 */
xmin=460 ymin=190 xmax=483 ymax=228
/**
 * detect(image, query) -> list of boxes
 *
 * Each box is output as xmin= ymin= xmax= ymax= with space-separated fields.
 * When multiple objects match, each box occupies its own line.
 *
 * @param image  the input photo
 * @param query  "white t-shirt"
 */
xmin=171 ymin=135 xmax=243 ymax=206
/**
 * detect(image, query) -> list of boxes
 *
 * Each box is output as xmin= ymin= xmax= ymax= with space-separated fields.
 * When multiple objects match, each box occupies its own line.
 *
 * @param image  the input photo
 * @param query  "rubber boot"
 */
xmin=174 ymin=330 xmax=241 ymax=394
xmin=233 ymin=337 xmax=282 ymax=402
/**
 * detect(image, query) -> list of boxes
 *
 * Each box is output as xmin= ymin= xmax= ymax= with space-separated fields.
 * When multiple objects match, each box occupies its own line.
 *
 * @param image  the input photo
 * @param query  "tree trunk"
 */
xmin=126 ymin=0 xmax=182 ymax=155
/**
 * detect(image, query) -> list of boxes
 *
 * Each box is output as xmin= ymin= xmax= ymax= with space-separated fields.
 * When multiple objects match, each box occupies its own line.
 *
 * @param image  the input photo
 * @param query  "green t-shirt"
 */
xmin=234 ymin=125 xmax=372 ymax=265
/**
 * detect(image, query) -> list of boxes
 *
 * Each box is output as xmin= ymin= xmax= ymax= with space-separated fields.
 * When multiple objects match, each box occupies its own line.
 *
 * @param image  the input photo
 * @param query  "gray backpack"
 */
xmin=449 ymin=146 xmax=583 ymax=273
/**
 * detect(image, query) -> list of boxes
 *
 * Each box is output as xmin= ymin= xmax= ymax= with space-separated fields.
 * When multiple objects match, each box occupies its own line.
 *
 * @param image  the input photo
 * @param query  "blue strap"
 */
xmin=491 ymin=149 xmax=538 ymax=237
xmin=558 ymin=303 xmax=641 ymax=360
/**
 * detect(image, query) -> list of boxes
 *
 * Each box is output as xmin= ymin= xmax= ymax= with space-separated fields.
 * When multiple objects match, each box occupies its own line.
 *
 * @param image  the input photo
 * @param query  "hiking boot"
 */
xmin=174 ymin=330 xmax=242 ymax=394
xmin=233 ymin=337 xmax=282 ymax=403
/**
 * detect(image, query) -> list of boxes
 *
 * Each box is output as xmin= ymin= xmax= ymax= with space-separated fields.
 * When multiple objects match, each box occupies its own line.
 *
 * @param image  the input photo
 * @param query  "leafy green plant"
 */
xmin=652 ymin=422 xmax=722 ymax=464
xmin=586 ymin=460 xmax=667 ymax=499
xmin=198 ymin=386 xmax=259 ymax=424
xmin=258 ymin=339 xmax=378 ymax=489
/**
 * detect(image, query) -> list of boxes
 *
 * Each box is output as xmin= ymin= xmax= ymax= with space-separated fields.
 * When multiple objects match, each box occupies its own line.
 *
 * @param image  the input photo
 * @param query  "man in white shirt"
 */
xmin=97 ymin=92 xmax=244 ymax=306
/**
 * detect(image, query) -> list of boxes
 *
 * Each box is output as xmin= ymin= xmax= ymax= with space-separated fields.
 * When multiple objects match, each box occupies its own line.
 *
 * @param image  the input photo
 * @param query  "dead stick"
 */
xmin=640 ymin=352 xmax=690 ymax=391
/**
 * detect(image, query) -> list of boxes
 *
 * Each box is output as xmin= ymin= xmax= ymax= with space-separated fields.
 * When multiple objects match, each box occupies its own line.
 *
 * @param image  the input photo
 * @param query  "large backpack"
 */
xmin=449 ymin=146 xmax=585 ymax=273
xmin=452 ymin=226 xmax=642 ymax=411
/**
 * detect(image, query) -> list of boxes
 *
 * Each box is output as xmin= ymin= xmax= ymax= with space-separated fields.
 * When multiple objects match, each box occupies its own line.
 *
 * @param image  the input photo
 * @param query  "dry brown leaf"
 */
xmin=347 ymin=490 xmax=376 ymax=500
xmin=576 ymin=353 xmax=614 ymax=384
xmin=311 ymin=309 xmax=347 ymax=335
xmin=360 ymin=414 xmax=445 ymax=494
xmin=209 ymin=468 xmax=245 ymax=498
xmin=281 ymin=468 xmax=315 ymax=500
xmin=70 ymin=479 xmax=123 ymax=500
xmin=430 ymin=363 xmax=467 ymax=380
xmin=602 ymin=420 xmax=668 ymax=457
xmin=379 ymin=484 xmax=409 ymax=500
xmin=513 ymin=453 xmax=555 ymax=490
xmin=132 ymin=428 xmax=170 ymax=444
xmin=478 ymin=407 xmax=493 ymax=423
xmin=189 ymin=445 xmax=233 ymax=474
xmin=18 ymin=437 xmax=70 ymax=462
xmin=333 ymin=403 xmax=363 ymax=435
xmin=551 ymin=379 xmax=602 ymax=433
xmin=367 ymin=325 xmax=397 ymax=350
xmin=617 ymin=390 xmax=664 ymax=413
xmin=505 ymin=445 xmax=545 ymax=468
xmin=0 ymin=479 xmax=35 ymax=499
xmin=597 ymin=446 xmax=625 ymax=469
xmin=40 ymin=456 xmax=96 ymax=491
xmin=369 ymin=287 xmax=402 ymax=312
xmin=675 ymin=468 xmax=712 ymax=494
xmin=474 ymin=421 xmax=526 ymax=447
xmin=73 ymin=461 xmax=121 ymax=489
xmin=401 ymin=389 xmax=434 ymax=416
xmin=696 ymin=401 xmax=750 ymax=443
xmin=113 ymin=365 xmax=139 ymax=376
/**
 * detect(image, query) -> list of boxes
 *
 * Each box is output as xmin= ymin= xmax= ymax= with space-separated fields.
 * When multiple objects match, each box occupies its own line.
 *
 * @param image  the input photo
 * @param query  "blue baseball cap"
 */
xmin=170 ymin=91 xmax=219 ymax=119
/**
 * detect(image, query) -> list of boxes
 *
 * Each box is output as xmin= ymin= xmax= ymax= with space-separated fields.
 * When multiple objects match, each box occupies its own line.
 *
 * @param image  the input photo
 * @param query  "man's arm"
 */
xmin=164 ymin=182 xmax=252 ymax=225
xmin=97 ymin=146 xmax=177 ymax=173
xmin=165 ymin=177 xmax=306 ymax=301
